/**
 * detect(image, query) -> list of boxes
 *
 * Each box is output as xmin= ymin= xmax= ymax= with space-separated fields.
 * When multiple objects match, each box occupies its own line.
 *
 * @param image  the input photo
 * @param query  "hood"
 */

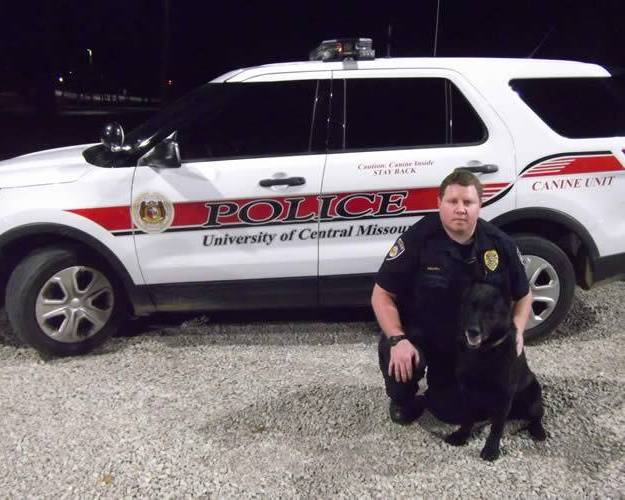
xmin=0 ymin=144 xmax=96 ymax=188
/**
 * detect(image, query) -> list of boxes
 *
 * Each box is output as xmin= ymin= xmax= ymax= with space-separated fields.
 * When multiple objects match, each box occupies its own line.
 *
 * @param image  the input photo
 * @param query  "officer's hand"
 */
xmin=516 ymin=331 xmax=524 ymax=357
xmin=388 ymin=340 xmax=419 ymax=383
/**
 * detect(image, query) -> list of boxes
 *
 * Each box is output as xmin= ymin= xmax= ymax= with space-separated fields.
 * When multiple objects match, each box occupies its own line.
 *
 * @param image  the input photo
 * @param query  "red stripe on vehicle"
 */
xmin=67 ymin=206 xmax=132 ymax=231
xmin=67 ymin=182 xmax=511 ymax=233
xmin=173 ymin=201 xmax=221 ymax=226
xmin=522 ymin=154 xmax=623 ymax=178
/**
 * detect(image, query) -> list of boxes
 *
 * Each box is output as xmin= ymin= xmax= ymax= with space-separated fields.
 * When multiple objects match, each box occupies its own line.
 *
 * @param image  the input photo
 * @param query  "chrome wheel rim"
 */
xmin=522 ymin=254 xmax=560 ymax=329
xmin=35 ymin=266 xmax=114 ymax=343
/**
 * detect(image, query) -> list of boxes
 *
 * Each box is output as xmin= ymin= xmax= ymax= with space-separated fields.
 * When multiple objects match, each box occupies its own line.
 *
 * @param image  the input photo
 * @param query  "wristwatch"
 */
xmin=388 ymin=334 xmax=408 ymax=347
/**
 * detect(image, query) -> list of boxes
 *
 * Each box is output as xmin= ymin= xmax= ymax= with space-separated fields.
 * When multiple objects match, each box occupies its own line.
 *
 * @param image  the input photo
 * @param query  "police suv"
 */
xmin=1 ymin=39 xmax=623 ymax=355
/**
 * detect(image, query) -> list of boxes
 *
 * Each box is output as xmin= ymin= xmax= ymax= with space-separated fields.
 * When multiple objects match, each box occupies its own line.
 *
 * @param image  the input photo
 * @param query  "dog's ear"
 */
xmin=500 ymin=286 xmax=513 ymax=305
xmin=493 ymin=289 xmax=514 ymax=325
xmin=461 ymin=281 xmax=481 ymax=303
xmin=481 ymin=281 xmax=512 ymax=303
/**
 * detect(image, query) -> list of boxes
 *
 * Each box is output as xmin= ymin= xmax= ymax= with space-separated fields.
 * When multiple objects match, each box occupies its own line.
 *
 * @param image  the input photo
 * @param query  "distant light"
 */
xmin=167 ymin=79 xmax=173 ymax=86
xmin=58 ymin=76 xmax=64 ymax=83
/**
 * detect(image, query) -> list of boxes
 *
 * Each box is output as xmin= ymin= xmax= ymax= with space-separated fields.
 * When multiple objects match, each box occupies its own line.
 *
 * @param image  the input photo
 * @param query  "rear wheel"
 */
xmin=513 ymin=235 xmax=576 ymax=340
xmin=5 ymin=246 xmax=127 ymax=356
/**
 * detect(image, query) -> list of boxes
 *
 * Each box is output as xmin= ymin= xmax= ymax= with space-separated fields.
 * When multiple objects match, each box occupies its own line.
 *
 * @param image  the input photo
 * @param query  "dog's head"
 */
xmin=459 ymin=282 xmax=512 ymax=349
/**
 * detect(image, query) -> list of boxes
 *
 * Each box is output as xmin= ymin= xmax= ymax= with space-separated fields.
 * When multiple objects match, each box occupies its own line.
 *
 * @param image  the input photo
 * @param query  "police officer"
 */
xmin=371 ymin=170 xmax=533 ymax=424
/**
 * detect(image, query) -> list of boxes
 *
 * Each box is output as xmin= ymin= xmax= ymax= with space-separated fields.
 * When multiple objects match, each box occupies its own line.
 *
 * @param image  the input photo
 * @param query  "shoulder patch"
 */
xmin=386 ymin=238 xmax=406 ymax=261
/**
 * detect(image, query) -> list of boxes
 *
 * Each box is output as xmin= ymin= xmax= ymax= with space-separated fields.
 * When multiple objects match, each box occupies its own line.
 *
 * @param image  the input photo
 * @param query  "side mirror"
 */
xmin=137 ymin=138 xmax=181 ymax=168
xmin=100 ymin=122 xmax=125 ymax=152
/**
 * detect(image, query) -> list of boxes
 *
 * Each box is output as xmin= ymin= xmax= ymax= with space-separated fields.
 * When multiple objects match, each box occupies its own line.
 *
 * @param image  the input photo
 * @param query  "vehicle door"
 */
xmin=318 ymin=69 xmax=516 ymax=305
xmin=131 ymin=73 xmax=330 ymax=310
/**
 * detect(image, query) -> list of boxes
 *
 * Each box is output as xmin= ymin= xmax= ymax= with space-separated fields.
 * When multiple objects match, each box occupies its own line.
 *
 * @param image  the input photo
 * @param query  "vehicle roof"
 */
xmin=213 ymin=57 xmax=610 ymax=82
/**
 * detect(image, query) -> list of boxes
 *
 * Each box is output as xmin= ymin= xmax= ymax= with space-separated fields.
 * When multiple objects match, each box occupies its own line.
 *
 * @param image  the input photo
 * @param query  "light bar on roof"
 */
xmin=309 ymin=38 xmax=375 ymax=62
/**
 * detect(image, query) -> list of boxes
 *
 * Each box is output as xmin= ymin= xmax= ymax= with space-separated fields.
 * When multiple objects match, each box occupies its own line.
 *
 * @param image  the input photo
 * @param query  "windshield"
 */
xmin=125 ymin=82 xmax=236 ymax=151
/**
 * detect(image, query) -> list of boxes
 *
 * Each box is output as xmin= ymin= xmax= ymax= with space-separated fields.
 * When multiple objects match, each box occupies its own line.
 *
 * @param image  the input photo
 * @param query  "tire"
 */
xmin=513 ymin=235 xmax=576 ymax=340
xmin=5 ymin=246 xmax=127 ymax=356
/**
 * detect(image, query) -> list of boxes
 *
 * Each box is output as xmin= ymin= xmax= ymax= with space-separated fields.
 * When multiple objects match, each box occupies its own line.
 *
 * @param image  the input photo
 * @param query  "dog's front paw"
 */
xmin=445 ymin=430 xmax=469 ymax=446
xmin=528 ymin=421 xmax=547 ymax=441
xmin=480 ymin=443 xmax=501 ymax=461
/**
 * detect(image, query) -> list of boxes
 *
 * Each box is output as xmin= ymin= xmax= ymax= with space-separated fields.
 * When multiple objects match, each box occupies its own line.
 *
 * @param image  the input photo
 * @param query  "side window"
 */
xmin=337 ymin=78 xmax=485 ymax=151
xmin=510 ymin=77 xmax=625 ymax=138
xmin=448 ymin=81 xmax=487 ymax=144
xmin=178 ymin=80 xmax=320 ymax=160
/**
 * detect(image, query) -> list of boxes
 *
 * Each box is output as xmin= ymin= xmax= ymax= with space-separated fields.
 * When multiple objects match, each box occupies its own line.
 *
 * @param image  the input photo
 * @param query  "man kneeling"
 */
xmin=371 ymin=170 xmax=533 ymax=424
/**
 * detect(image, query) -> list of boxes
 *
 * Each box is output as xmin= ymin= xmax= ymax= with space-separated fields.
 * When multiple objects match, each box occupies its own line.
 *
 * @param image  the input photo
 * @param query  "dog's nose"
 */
xmin=467 ymin=327 xmax=481 ymax=338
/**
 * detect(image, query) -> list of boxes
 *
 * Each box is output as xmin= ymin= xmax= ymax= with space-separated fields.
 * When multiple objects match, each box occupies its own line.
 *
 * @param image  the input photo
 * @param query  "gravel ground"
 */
xmin=0 ymin=282 xmax=623 ymax=498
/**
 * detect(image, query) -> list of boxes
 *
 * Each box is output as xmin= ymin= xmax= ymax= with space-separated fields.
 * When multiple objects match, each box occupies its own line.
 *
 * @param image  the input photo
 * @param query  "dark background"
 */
xmin=2 ymin=0 xmax=625 ymax=159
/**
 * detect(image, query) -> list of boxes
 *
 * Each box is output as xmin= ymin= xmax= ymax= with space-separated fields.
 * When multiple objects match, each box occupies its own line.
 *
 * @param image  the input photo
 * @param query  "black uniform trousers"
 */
xmin=378 ymin=334 xmax=465 ymax=424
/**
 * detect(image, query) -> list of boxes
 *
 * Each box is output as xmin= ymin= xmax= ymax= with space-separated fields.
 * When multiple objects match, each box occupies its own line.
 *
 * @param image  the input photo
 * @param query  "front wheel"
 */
xmin=513 ymin=235 xmax=576 ymax=340
xmin=5 ymin=246 xmax=127 ymax=356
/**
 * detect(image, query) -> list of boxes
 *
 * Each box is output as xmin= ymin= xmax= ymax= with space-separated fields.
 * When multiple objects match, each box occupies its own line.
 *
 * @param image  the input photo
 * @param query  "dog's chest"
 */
xmin=457 ymin=353 xmax=516 ymax=396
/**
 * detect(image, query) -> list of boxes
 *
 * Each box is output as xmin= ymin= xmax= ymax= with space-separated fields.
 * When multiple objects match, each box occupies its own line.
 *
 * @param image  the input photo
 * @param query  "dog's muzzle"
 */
xmin=465 ymin=328 xmax=483 ymax=348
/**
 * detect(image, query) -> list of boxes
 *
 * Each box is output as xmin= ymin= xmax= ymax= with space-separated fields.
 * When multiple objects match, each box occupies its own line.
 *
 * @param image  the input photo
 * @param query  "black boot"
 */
xmin=389 ymin=396 xmax=426 ymax=425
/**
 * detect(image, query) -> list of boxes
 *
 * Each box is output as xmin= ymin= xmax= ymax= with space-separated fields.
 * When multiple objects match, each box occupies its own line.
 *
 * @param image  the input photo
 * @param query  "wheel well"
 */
xmin=497 ymin=218 xmax=592 ymax=289
xmin=0 ymin=233 xmax=129 ymax=310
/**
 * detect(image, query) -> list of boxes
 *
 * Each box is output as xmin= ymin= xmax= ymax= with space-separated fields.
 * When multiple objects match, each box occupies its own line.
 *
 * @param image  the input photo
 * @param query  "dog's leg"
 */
xmin=480 ymin=399 xmax=512 ymax=461
xmin=445 ymin=386 xmax=473 ymax=446
xmin=445 ymin=422 xmax=473 ymax=446
xmin=528 ymin=419 xmax=547 ymax=441
xmin=525 ymin=379 xmax=547 ymax=441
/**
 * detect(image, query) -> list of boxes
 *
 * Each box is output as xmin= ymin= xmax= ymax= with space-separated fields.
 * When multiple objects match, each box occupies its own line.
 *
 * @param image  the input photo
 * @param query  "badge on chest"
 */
xmin=483 ymin=249 xmax=499 ymax=272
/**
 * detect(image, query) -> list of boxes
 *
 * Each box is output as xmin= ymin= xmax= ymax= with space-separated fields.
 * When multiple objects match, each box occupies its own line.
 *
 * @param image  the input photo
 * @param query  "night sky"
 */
xmin=3 ymin=0 xmax=625 ymax=99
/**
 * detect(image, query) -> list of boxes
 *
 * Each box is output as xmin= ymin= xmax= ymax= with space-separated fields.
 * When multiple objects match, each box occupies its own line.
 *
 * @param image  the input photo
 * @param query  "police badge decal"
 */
xmin=132 ymin=192 xmax=175 ymax=233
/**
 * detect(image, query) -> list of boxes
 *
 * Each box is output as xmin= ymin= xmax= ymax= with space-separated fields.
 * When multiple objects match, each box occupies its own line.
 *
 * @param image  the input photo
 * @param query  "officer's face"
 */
xmin=437 ymin=184 xmax=481 ymax=239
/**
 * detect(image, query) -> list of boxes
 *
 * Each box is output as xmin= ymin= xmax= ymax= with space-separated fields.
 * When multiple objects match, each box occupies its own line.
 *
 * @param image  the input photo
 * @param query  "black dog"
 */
xmin=445 ymin=282 xmax=547 ymax=461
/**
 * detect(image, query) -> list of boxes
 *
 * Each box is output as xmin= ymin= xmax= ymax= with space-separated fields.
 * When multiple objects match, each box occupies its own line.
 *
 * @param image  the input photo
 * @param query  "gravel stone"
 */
xmin=0 ymin=282 xmax=623 ymax=497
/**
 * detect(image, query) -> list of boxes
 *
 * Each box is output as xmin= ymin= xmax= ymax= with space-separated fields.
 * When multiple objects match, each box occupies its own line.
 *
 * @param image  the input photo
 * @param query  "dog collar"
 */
xmin=483 ymin=331 xmax=511 ymax=350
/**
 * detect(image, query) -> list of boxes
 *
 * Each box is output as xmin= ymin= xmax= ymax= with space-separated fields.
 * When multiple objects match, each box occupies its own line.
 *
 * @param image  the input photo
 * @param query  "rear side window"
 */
xmin=334 ymin=78 xmax=485 ymax=151
xmin=511 ymin=77 xmax=625 ymax=138
xmin=178 ymin=80 xmax=319 ymax=160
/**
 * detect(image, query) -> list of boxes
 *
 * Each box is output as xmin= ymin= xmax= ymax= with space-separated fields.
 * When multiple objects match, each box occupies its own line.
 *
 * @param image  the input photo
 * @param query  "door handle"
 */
xmin=259 ymin=176 xmax=306 ymax=187
xmin=456 ymin=164 xmax=499 ymax=174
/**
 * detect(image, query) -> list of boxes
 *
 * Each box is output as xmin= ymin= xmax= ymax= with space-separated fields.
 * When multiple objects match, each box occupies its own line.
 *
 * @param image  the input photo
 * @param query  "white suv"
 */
xmin=1 ymin=39 xmax=623 ymax=355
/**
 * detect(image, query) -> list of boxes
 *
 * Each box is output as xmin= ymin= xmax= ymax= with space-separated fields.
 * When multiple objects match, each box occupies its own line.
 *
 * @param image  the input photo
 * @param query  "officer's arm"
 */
xmin=371 ymin=284 xmax=405 ymax=338
xmin=512 ymin=290 xmax=533 ymax=355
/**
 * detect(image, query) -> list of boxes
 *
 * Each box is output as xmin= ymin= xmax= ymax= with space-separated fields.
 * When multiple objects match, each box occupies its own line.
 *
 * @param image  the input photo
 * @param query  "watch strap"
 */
xmin=388 ymin=334 xmax=408 ymax=347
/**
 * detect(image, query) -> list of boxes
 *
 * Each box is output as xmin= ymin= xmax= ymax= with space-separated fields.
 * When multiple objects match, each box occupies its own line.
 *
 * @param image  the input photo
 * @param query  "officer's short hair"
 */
xmin=439 ymin=170 xmax=483 ymax=201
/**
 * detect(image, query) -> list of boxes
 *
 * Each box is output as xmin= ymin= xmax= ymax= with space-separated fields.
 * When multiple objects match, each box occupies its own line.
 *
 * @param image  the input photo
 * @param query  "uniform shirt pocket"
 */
xmin=420 ymin=264 xmax=451 ymax=289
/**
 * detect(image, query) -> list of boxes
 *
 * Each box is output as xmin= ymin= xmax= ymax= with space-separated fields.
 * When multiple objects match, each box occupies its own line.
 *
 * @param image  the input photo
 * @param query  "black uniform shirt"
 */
xmin=375 ymin=214 xmax=529 ymax=351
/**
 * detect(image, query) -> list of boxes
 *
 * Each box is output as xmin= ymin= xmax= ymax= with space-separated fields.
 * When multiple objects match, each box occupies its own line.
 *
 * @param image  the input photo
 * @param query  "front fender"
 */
xmin=0 ymin=223 xmax=155 ymax=315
